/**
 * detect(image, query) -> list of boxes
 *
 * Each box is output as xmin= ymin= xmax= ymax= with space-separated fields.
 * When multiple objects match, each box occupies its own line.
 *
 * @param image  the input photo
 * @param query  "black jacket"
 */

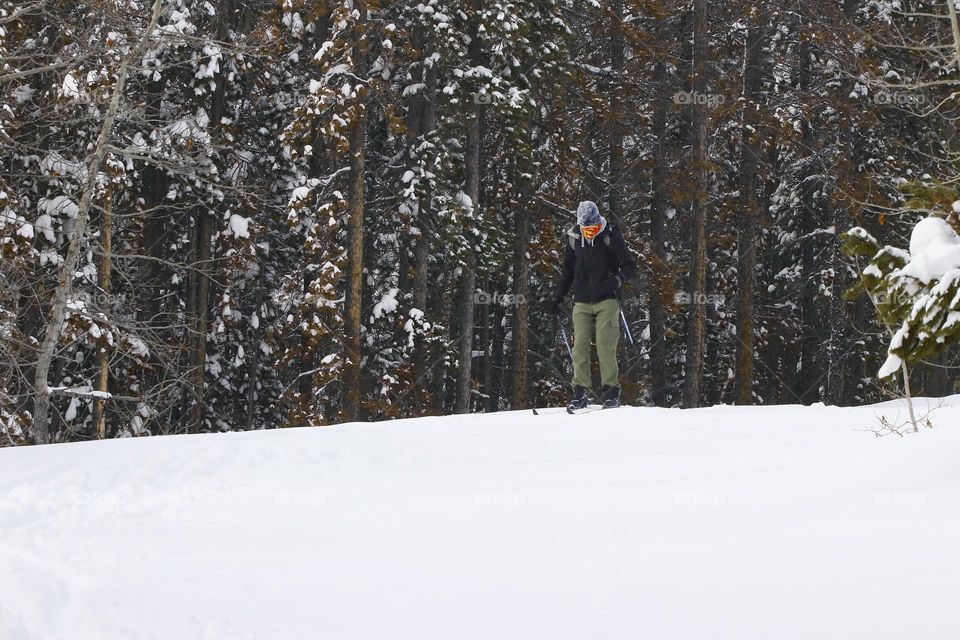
xmin=553 ymin=223 xmax=638 ymax=304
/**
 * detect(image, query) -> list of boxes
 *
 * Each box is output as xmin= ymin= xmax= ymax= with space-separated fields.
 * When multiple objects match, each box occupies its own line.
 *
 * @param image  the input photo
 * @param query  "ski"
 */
xmin=532 ymin=404 xmax=620 ymax=415
xmin=566 ymin=403 xmax=604 ymax=414
xmin=532 ymin=407 xmax=568 ymax=416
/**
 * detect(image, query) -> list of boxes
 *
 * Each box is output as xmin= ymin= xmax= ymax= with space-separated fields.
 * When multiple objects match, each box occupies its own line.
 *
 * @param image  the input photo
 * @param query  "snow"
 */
xmin=12 ymin=85 xmax=34 ymax=103
xmin=877 ymin=325 xmax=905 ymax=378
xmin=195 ymin=44 xmax=222 ymax=80
xmin=901 ymin=217 xmax=960 ymax=284
xmin=40 ymin=196 xmax=78 ymax=219
xmin=372 ymin=288 xmax=399 ymax=318
xmin=456 ymin=191 xmax=473 ymax=209
xmin=281 ymin=11 xmax=304 ymax=37
xmin=33 ymin=213 xmax=57 ymax=242
xmin=290 ymin=186 xmax=310 ymax=203
xmin=15 ymin=222 xmax=33 ymax=239
xmin=403 ymin=308 xmax=424 ymax=347
xmin=63 ymin=398 xmax=79 ymax=422
xmin=313 ymin=41 xmax=334 ymax=62
xmin=227 ymin=213 xmax=251 ymax=239
xmin=2 ymin=398 xmax=960 ymax=639
xmin=863 ymin=263 xmax=882 ymax=278
xmin=60 ymin=73 xmax=81 ymax=100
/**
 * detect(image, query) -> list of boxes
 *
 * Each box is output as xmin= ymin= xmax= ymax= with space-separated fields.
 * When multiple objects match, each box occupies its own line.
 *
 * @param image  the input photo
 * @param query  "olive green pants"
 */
xmin=571 ymin=298 xmax=620 ymax=389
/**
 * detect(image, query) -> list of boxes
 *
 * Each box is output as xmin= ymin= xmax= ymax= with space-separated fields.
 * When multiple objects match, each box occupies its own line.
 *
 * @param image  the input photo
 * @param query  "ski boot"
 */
xmin=566 ymin=385 xmax=591 ymax=413
xmin=600 ymin=385 xmax=621 ymax=409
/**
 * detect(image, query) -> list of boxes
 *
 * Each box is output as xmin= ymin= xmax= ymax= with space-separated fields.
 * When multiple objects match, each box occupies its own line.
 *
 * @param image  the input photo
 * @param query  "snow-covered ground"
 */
xmin=3 ymin=398 xmax=960 ymax=640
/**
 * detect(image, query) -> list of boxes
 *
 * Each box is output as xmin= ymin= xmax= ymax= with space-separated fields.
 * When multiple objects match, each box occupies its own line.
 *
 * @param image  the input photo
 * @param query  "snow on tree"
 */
xmin=844 ymin=217 xmax=960 ymax=380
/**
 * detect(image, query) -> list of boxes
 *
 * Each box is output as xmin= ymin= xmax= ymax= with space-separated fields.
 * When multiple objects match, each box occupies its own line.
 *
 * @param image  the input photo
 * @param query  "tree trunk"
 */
xmin=479 ymin=278 xmax=492 ymax=410
xmin=511 ymin=204 xmax=531 ymax=409
xmin=825 ymin=1 xmax=861 ymax=405
xmin=648 ymin=48 xmax=670 ymax=407
xmin=410 ymin=25 xmax=436 ymax=402
xmin=454 ymin=231 xmax=478 ymax=414
xmin=186 ymin=209 xmax=212 ymax=433
xmin=32 ymin=0 xmax=164 ymax=444
xmin=433 ymin=270 xmax=453 ymax=412
xmin=734 ymin=25 xmax=766 ymax=405
xmin=608 ymin=0 xmax=625 ymax=224
xmin=92 ymin=191 xmax=113 ymax=438
xmin=489 ymin=299 xmax=504 ymax=412
xmin=185 ymin=3 xmax=235 ymax=434
xmin=342 ymin=1 xmax=368 ymax=422
xmin=454 ymin=14 xmax=482 ymax=415
xmin=797 ymin=39 xmax=822 ymax=405
xmin=683 ymin=0 xmax=709 ymax=408
xmin=244 ymin=284 xmax=264 ymax=431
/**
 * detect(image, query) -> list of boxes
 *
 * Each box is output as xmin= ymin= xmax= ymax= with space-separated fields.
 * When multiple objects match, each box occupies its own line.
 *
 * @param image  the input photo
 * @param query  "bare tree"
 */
xmin=31 ymin=0 xmax=165 ymax=444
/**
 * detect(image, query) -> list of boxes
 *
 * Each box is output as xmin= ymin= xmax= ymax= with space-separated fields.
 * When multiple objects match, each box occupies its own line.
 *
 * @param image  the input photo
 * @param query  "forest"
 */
xmin=3 ymin=0 xmax=960 ymax=444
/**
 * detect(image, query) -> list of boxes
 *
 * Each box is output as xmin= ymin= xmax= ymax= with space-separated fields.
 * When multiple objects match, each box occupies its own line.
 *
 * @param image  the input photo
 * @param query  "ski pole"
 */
xmin=620 ymin=309 xmax=634 ymax=346
xmin=559 ymin=324 xmax=574 ymax=362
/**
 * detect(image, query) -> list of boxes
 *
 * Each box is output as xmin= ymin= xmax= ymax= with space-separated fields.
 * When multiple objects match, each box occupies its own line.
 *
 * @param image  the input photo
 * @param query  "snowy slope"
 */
xmin=2 ymin=398 xmax=960 ymax=640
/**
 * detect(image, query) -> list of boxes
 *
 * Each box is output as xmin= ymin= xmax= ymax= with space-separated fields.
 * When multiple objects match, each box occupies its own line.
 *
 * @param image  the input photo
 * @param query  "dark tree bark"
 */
xmin=682 ymin=0 xmax=709 ymax=408
xmin=411 ymin=25 xmax=437 ymax=401
xmin=185 ymin=1 xmax=234 ymax=433
xmin=91 ymin=190 xmax=113 ymax=438
xmin=647 ymin=27 xmax=671 ymax=407
xmin=489 ymin=298 xmax=505 ymax=412
xmin=185 ymin=208 xmax=212 ymax=433
xmin=824 ymin=0 xmax=860 ymax=405
xmin=454 ymin=10 xmax=482 ymax=414
xmin=511 ymin=202 xmax=531 ymax=409
xmin=342 ymin=0 xmax=369 ymax=422
xmin=797 ymin=39 xmax=822 ymax=405
xmin=734 ymin=24 xmax=766 ymax=405
xmin=608 ymin=0 xmax=625 ymax=224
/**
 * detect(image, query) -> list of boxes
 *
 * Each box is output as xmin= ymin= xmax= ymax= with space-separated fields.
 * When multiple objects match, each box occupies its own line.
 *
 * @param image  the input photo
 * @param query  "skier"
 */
xmin=548 ymin=201 xmax=638 ymax=411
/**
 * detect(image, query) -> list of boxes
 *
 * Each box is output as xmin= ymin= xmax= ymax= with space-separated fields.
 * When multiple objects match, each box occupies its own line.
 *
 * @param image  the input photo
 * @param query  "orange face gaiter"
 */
xmin=581 ymin=223 xmax=602 ymax=241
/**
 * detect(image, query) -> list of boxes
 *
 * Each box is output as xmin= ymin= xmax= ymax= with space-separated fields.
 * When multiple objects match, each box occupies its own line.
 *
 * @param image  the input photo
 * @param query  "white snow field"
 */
xmin=3 ymin=398 xmax=960 ymax=640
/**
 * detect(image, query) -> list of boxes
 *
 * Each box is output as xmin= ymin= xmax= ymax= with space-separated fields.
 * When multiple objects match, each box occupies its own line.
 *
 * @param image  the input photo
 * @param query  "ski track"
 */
xmin=2 ymin=397 xmax=960 ymax=639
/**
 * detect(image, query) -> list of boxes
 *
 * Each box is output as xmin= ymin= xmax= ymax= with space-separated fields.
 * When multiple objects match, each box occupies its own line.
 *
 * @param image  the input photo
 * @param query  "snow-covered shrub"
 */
xmin=843 ymin=215 xmax=960 ymax=380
